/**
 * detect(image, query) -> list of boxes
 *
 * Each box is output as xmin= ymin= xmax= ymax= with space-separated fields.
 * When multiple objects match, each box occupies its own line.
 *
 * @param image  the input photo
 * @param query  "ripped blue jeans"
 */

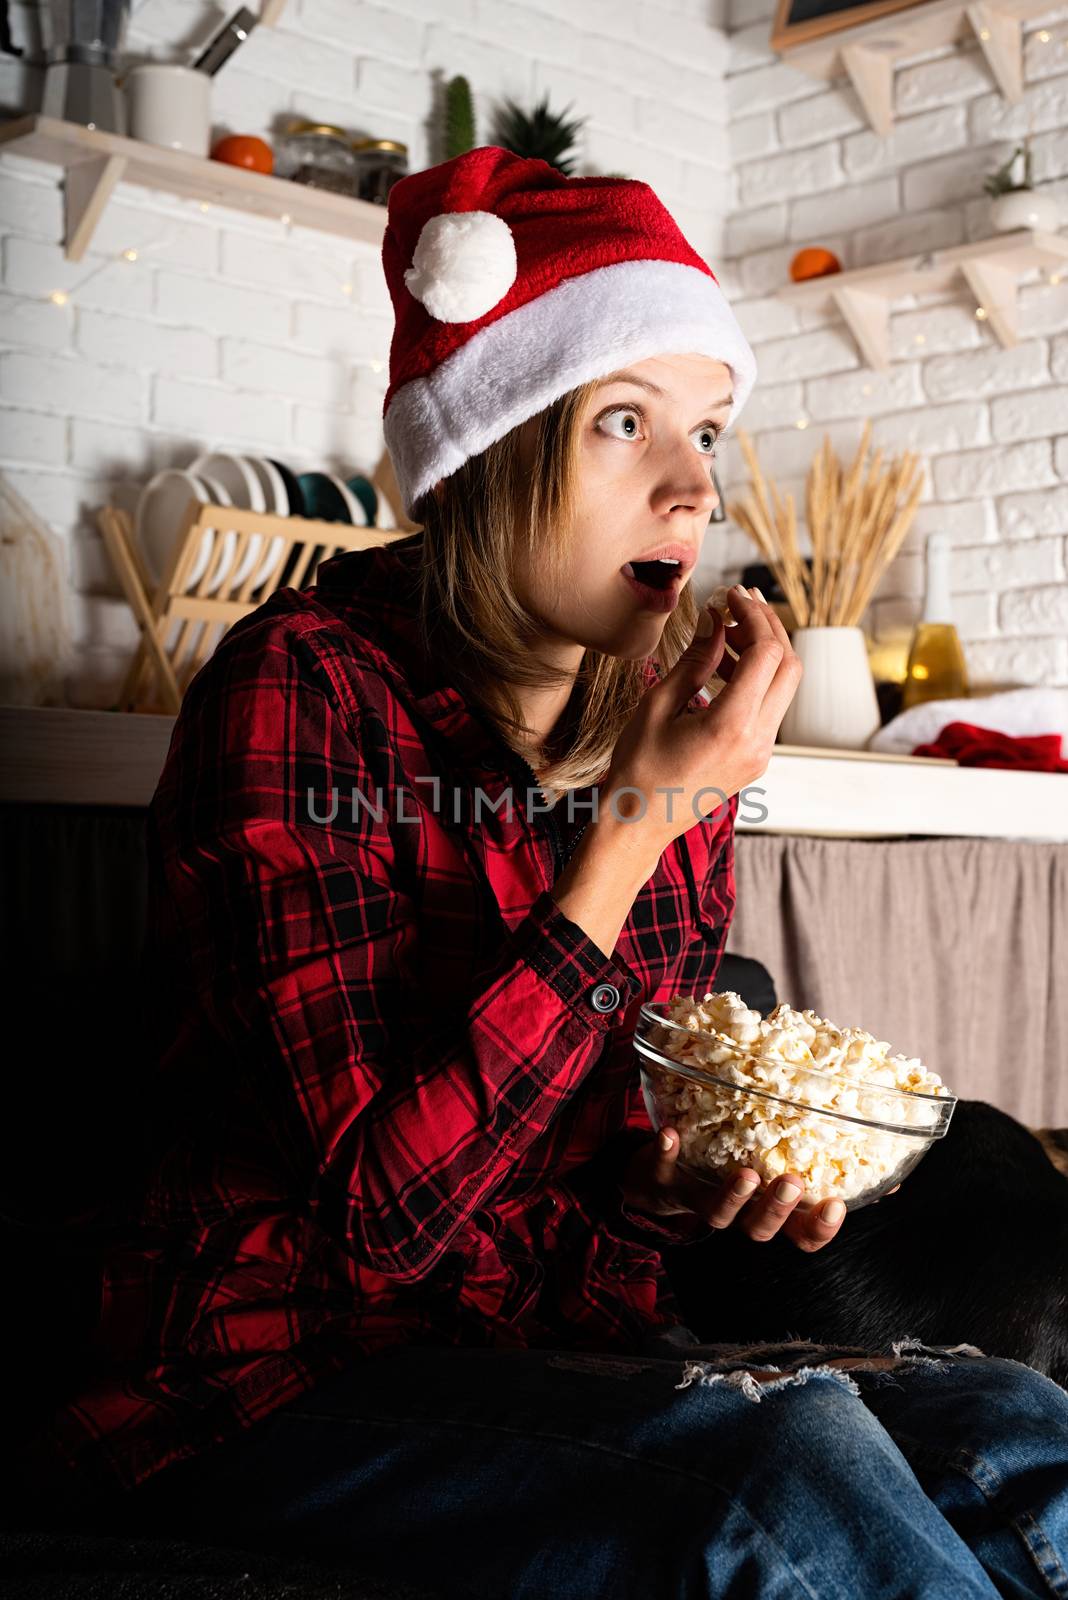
xmin=116 ymin=1327 xmax=1068 ymax=1600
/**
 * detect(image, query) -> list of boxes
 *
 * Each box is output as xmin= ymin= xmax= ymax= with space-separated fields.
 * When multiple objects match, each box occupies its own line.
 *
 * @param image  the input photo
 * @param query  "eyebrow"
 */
xmin=594 ymin=369 xmax=734 ymax=411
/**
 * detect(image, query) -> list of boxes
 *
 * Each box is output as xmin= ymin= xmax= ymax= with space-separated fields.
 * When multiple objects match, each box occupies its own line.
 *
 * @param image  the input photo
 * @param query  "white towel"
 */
xmin=867 ymin=687 xmax=1068 ymax=758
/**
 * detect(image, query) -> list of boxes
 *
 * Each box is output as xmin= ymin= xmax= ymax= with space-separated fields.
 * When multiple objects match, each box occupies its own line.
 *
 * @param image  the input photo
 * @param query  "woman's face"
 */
xmin=513 ymin=352 xmax=732 ymax=662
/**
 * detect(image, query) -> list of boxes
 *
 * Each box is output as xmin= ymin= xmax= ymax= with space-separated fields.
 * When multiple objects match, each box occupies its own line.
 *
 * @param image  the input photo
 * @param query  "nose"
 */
xmin=655 ymin=444 xmax=722 ymax=520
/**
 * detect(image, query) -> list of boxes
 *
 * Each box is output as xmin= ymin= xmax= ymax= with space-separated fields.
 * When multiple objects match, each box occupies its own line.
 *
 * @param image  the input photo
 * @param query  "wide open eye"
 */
xmin=692 ymin=425 xmax=723 ymax=456
xmin=596 ymin=406 xmax=643 ymax=441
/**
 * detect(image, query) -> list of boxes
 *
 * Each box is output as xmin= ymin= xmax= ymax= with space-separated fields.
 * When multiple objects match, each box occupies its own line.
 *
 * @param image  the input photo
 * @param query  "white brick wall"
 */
xmin=720 ymin=0 xmax=1068 ymax=690
xmin=0 ymin=0 xmax=733 ymax=706
xmin=1 ymin=0 xmax=1066 ymax=703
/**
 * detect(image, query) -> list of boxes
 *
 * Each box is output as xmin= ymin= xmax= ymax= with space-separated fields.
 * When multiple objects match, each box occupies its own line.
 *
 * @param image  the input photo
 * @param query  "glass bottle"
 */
xmin=901 ymin=532 xmax=969 ymax=710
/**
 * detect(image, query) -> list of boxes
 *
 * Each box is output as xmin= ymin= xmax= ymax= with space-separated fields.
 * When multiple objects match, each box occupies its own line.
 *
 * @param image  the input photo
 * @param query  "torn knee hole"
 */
xmin=675 ymin=1361 xmax=867 ymax=1400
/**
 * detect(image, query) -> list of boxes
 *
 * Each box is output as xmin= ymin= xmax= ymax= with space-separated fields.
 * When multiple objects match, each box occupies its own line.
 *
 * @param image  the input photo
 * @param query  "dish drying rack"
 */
xmin=97 ymin=497 xmax=411 ymax=715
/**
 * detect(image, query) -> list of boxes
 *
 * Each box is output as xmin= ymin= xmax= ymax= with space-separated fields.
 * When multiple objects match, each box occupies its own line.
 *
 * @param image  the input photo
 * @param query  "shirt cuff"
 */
xmin=513 ymin=888 xmax=645 ymax=1032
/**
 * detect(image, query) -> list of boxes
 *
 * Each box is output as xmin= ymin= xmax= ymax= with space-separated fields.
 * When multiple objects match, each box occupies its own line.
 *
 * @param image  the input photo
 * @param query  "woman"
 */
xmin=24 ymin=147 xmax=1068 ymax=1598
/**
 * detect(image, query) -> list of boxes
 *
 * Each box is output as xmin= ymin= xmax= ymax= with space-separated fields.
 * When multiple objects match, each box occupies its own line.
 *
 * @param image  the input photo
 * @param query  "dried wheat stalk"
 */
xmin=726 ymin=424 xmax=924 ymax=631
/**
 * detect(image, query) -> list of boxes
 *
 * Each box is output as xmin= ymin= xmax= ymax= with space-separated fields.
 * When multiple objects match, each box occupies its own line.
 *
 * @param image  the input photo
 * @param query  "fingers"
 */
xmin=741 ymin=587 xmax=803 ymax=726
xmin=713 ymin=635 xmax=786 ymax=720
xmin=715 ymin=586 xmax=800 ymax=728
xmin=746 ymin=586 xmax=792 ymax=654
xmin=640 ymin=1127 xmax=707 ymax=1217
xmin=741 ymin=1177 xmax=847 ymax=1251
xmin=691 ymin=1166 xmax=763 ymax=1229
xmin=695 ymin=586 xmax=787 ymax=696
xmin=653 ymin=1126 xmax=682 ymax=1188
xmin=713 ymin=628 xmax=740 ymax=682
xmin=739 ymin=1174 xmax=807 ymax=1241
xmin=712 ymin=585 xmax=769 ymax=686
xmin=665 ymin=1150 xmax=850 ymax=1250
xmin=659 ymin=612 xmax=730 ymax=720
xmin=781 ymin=1196 xmax=848 ymax=1252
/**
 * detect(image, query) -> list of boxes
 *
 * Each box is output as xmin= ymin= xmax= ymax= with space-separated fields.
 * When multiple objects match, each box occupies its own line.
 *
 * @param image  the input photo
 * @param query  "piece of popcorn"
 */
xmin=706 ymin=586 xmax=739 ymax=627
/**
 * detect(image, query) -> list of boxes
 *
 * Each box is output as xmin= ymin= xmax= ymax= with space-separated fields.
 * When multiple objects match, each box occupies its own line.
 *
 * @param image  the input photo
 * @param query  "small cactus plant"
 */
xmin=444 ymin=75 xmax=476 ymax=160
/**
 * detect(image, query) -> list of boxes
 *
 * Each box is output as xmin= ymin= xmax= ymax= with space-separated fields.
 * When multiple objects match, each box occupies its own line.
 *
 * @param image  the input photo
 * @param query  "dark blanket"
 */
xmin=664 ymin=1100 xmax=1068 ymax=1388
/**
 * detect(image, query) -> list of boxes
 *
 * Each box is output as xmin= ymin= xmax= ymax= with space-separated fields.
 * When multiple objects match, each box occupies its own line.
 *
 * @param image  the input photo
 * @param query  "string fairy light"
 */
xmin=45 ymin=236 xmax=169 ymax=309
xmin=47 ymin=214 xmax=359 ymax=308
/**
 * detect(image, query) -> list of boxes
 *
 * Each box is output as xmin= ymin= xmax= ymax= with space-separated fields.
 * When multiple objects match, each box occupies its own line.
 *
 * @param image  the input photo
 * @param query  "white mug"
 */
xmin=124 ymin=64 xmax=212 ymax=156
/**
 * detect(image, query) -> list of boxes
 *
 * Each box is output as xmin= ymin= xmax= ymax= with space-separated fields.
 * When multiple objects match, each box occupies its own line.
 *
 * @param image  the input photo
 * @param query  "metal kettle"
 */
xmin=41 ymin=0 xmax=131 ymax=133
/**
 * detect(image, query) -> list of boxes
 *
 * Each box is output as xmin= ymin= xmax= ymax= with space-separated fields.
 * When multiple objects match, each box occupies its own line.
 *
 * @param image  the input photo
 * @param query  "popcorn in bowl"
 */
xmin=635 ymin=991 xmax=957 ymax=1210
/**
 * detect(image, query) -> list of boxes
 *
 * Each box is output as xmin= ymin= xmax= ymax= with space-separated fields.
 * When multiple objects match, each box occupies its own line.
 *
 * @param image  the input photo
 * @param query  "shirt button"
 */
xmin=589 ymin=982 xmax=621 ymax=1014
xmin=546 ymin=1194 xmax=560 ymax=1213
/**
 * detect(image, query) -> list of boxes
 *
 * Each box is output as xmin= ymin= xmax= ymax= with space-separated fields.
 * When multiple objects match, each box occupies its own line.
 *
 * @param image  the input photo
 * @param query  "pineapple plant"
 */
xmin=489 ymin=93 xmax=586 ymax=174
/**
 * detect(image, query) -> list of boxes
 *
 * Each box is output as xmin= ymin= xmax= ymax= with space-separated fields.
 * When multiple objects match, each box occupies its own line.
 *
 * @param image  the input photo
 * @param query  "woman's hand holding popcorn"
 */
xmin=601 ymin=585 xmax=801 ymax=853
xmin=621 ymin=1125 xmax=849 ymax=1252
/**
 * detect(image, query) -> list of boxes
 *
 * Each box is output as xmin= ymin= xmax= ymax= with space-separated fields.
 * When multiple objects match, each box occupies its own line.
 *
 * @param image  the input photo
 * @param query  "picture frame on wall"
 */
xmin=770 ymin=0 xmax=931 ymax=53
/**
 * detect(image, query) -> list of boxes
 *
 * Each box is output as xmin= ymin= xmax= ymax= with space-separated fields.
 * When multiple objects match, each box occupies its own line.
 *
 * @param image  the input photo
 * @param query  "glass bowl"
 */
xmin=635 ymin=1001 xmax=957 ymax=1211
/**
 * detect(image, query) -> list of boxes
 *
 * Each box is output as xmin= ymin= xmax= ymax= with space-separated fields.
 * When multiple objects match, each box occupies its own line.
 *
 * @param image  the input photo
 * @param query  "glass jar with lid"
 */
xmin=351 ymin=138 xmax=408 ymax=205
xmin=276 ymin=120 xmax=358 ymax=195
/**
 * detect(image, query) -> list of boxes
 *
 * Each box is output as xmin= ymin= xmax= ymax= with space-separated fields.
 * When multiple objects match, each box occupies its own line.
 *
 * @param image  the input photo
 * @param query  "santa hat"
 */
xmin=380 ymin=145 xmax=757 ymax=519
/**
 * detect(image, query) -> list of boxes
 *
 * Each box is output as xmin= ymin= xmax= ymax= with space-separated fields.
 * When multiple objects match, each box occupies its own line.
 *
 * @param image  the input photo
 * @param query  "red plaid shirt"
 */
xmin=31 ymin=532 xmax=737 ymax=1498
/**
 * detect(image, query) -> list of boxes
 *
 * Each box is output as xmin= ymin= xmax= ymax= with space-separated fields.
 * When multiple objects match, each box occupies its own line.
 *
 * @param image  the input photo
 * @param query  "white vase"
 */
xmin=989 ymin=189 xmax=1063 ymax=234
xmin=778 ymin=626 xmax=882 ymax=750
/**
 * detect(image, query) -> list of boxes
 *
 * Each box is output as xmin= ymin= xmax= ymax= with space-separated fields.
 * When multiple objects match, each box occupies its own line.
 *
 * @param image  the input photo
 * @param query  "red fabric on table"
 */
xmin=911 ymin=719 xmax=1068 ymax=772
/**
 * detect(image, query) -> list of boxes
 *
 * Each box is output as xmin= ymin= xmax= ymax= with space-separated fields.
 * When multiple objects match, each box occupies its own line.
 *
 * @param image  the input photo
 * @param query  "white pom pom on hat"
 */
xmin=403 ymin=210 xmax=518 ymax=324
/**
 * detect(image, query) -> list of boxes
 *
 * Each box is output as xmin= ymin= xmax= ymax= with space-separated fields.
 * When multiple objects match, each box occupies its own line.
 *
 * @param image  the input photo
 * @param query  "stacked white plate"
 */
xmin=135 ymin=452 xmax=386 ymax=597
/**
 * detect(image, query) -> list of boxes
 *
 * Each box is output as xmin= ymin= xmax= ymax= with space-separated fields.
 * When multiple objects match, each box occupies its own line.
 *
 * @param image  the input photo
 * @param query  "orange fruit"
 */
xmin=211 ymin=135 xmax=274 ymax=175
xmin=789 ymin=247 xmax=842 ymax=282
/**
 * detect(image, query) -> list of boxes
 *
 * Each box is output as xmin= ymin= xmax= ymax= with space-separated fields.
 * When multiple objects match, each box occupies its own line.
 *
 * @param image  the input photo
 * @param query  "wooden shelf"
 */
xmin=0 ymin=706 xmax=177 ymax=807
xmin=777 ymin=228 xmax=1068 ymax=369
xmin=0 ymin=113 xmax=389 ymax=261
xmin=739 ymin=742 xmax=1068 ymax=839
xmin=4 ymin=706 xmax=1065 ymax=839
xmin=777 ymin=0 xmax=1054 ymax=136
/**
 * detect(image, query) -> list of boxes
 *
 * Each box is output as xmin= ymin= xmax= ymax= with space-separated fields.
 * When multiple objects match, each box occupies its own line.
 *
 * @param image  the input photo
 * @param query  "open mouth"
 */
xmin=621 ymin=557 xmax=682 ymax=591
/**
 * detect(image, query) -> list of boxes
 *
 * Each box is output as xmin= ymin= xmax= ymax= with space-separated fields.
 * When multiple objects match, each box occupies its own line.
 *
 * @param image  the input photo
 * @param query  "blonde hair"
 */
xmin=408 ymin=377 xmax=704 ymax=801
